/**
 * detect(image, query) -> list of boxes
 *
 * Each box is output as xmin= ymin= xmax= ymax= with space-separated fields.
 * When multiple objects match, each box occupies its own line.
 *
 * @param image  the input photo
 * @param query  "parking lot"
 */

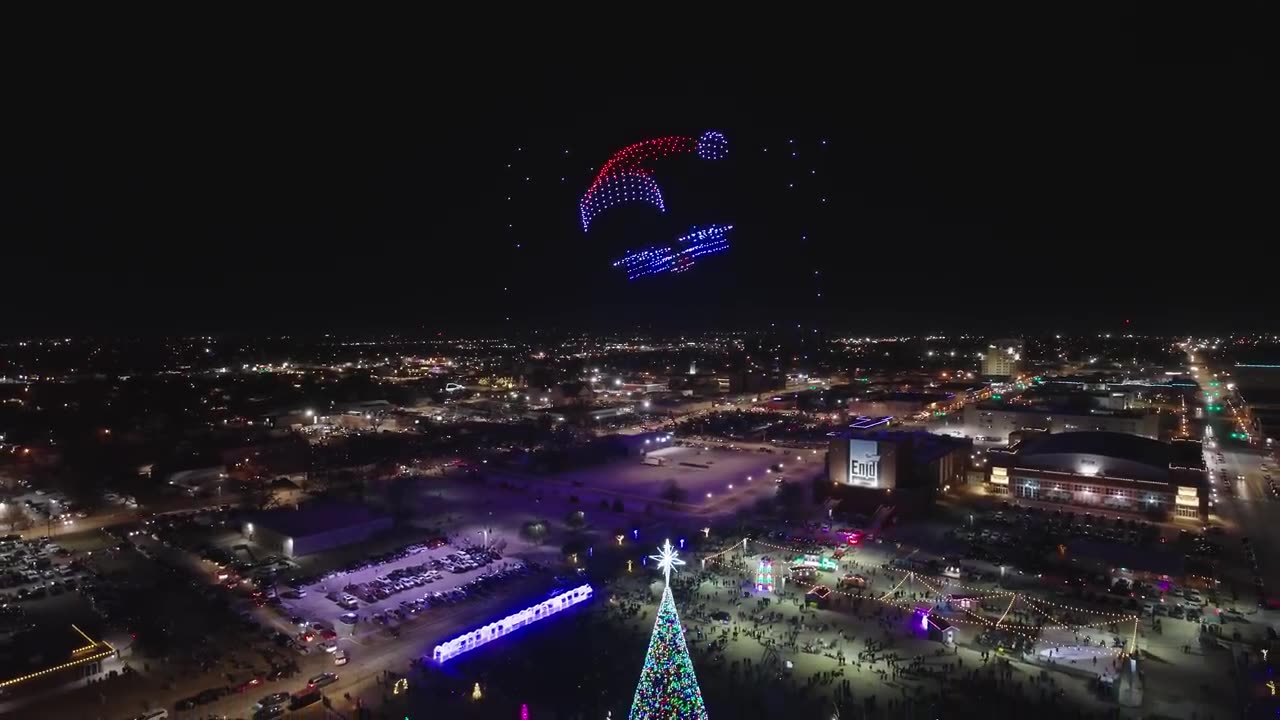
xmin=279 ymin=541 xmax=529 ymax=636
xmin=0 ymin=534 xmax=93 ymax=607
xmin=536 ymin=444 xmax=822 ymax=509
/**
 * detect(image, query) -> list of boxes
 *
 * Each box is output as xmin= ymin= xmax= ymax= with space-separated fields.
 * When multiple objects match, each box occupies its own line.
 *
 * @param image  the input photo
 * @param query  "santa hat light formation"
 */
xmin=580 ymin=131 xmax=728 ymax=231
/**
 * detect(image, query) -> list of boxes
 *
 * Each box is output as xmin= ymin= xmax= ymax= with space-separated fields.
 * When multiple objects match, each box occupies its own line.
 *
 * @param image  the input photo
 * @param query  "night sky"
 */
xmin=3 ymin=37 xmax=1267 ymax=336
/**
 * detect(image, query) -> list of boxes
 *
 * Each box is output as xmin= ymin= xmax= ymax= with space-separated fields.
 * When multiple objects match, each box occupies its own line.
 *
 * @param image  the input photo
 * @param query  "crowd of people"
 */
xmin=597 ymin=547 xmax=1146 ymax=719
xmin=394 ymin=542 xmax=1225 ymax=718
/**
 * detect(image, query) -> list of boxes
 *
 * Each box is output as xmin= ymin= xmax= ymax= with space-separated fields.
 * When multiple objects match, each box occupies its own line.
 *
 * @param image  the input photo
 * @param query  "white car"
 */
xmin=333 ymin=649 xmax=349 ymax=666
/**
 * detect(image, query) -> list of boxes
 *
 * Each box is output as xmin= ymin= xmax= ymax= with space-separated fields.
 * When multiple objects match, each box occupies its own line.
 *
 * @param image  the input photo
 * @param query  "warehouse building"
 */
xmin=242 ymin=503 xmax=392 ymax=557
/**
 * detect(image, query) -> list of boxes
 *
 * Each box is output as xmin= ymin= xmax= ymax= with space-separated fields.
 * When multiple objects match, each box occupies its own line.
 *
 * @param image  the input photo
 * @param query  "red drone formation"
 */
xmin=579 ymin=131 xmax=727 ymax=231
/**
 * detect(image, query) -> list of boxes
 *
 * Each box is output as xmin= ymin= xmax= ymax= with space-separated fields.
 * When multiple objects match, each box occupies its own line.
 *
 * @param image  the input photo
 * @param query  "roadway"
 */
xmin=15 ymin=494 xmax=242 ymax=542
xmin=1205 ymin=442 xmax=1278 ymax=594
xmin=1189 ymin=351 xmax=1280 ymax=598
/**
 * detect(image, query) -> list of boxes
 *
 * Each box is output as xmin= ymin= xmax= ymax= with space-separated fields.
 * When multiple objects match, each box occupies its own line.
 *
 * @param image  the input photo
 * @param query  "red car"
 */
xmin=235 ymin=676 xmax=264 ymax=692
xmin=319 ymin=629 xmax=337 ymax=640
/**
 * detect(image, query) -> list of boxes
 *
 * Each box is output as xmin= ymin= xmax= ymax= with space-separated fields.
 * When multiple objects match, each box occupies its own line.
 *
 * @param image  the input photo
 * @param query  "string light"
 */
xmin=0 ymin=625 xmax=115 ymax=689
xmin=710 ymin=541 xmax=1137 ymax=652
xmin=1 ymin=646 xmax=115 ymax=689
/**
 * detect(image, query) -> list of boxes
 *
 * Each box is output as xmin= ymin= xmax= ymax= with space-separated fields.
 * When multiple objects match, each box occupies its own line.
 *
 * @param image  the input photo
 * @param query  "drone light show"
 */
xmin=613 ymin=225 xmax=734 ymax=280
xmin=579 ymin=130 xmax=727 ymax=231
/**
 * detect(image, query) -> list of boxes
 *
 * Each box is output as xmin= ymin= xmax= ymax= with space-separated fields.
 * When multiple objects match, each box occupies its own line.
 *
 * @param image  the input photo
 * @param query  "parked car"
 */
xmin=255 ymin=692 xmax=289 ymax=709
xmin=308 ymin=672 xmax=337 ymax=688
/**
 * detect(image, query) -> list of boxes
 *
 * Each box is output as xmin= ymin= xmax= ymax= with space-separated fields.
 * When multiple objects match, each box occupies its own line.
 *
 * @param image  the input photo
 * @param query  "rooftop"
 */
xmin=858 ymin=391 xmax=954 ymax=403
xmin=991 ymin=431 xmax=1204 ymax=482
xmin=1018 ymin=432 xmax=1172 ymax=469
xmin=246 ymin=502 xmax=389 ymax=538
xmin=974 ymin=401 xmax=1149 ymax=419
xmin=832 ymin=429 xmax=970 ymax=463
xmin=0 ymin=625 xmax=114 ymax=689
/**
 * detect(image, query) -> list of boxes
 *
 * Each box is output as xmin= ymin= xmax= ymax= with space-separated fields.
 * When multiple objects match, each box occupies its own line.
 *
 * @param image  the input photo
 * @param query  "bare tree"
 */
xmin=659 ymin=480 xmax=687 ymax=507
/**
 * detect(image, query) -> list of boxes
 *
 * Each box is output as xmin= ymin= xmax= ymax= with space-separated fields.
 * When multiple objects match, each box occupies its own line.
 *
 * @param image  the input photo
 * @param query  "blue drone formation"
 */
xmin=612 ymin=225 xmax=734 ymax=280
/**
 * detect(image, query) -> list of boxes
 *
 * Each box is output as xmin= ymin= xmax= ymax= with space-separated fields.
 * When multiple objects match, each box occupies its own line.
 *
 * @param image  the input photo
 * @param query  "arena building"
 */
xmin=983 ymin=431 xmax=1206 ymax=522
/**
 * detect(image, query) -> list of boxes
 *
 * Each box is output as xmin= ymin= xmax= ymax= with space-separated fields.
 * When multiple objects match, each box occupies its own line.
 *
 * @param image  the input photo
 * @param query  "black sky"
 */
xmin=2 ymin=25 xmax=1268 ymax=336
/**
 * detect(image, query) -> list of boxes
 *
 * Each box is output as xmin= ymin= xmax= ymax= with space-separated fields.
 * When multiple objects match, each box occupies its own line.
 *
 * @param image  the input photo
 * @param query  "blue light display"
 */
xmin=613 ymin=225 xmax=734 ymax=280
xmin=695 ymin=130 xmax=728 ymax=160
xmin=579 ymin=172 xmax=666 ymax=232
xmin=430 ymin=584 xmax=593 ymax=664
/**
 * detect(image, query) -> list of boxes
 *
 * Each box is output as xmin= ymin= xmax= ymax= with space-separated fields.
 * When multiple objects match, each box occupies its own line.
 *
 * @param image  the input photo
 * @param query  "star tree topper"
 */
xmin=648 ymin=539 xmax=685 ymax=586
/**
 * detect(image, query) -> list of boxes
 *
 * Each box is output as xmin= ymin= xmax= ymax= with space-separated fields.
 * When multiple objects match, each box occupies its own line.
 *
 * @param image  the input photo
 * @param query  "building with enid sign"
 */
xmin=824 ymin=431 xmax=971 ymax=516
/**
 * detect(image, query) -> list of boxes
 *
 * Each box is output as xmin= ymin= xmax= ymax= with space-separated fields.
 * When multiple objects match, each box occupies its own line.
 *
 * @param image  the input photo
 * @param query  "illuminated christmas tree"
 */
xmin=755 ymin=556 xmax=774 ymax=592
xmin=629 ymin=540 xmax=708 ymax=720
